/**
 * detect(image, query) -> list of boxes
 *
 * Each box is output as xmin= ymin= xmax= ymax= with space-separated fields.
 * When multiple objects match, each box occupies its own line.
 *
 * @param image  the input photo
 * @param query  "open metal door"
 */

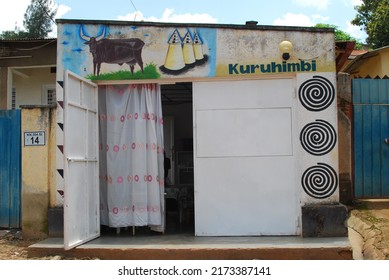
xmin=63 ymin=70 xmax=99 ymax=250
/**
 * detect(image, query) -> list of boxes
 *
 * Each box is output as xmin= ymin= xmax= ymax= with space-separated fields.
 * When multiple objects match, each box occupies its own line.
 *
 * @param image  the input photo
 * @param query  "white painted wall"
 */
xmin=193 ymin=79 xmax=300 ymax=236
xmin=13 ymin=67 xmax=56 ymax=108
xmin=296 ymin=73 xmax=339 ymax=204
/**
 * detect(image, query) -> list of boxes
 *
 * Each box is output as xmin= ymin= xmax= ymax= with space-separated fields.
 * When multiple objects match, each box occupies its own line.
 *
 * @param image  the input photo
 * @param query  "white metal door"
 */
xmin=193 ymin=79 xmax=299 ymax=236
xmin=63 ymin=70 xmax=99 ymax=250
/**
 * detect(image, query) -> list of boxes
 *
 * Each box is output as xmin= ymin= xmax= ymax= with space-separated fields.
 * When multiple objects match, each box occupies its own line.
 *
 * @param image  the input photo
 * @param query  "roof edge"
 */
xmin=0 ymin=38 xmax=56 ymax=43
xmin=343 ymin=45 xmax=389 ymax=74
xmin=56 ymin=18 xmax=334 ymax=33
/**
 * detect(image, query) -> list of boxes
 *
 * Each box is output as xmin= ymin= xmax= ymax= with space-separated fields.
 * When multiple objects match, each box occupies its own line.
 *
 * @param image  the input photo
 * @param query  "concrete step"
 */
xmin=28 ymin=235 xmax=352 ymax=260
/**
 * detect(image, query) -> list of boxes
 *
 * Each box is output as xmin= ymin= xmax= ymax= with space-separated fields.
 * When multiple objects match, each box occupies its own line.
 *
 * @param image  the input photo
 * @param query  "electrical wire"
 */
xmin=15 ymin=39 xmax=56 ymax=51
xmin=130 ymin=0 xmax=143 ymax=21
xmin=35 ymin=0 xmax=57 ymax=25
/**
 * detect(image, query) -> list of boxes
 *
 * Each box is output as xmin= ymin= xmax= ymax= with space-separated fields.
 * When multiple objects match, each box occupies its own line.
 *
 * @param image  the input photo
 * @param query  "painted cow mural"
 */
xmin=80 ymin=26 xmax=145 ymax=76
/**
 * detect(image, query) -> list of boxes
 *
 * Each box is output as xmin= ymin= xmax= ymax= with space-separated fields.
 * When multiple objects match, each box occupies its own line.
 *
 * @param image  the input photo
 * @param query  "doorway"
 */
xmin=161 ymin=82 xmax=194 ymax=234
xmin=98 ymin=82 xmax=195 ymax=237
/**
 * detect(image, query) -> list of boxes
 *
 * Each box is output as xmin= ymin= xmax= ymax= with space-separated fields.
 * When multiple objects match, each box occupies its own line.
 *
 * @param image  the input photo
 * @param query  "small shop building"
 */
xmin=51 ymin=19 xmax=346 ymax=249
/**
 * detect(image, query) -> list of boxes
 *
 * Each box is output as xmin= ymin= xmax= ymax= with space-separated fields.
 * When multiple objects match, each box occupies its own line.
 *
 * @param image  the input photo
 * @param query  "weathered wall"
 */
xmin=0 ymin=39 xmax=56 ymax=110
xmin=0 ymin=67 xmax=8 ymax=109
xmin=21 ymin=106 xmax=56 ymax=239
xmin=56 ymin=21 xmax=335 ymax=81
xmin=55 ymin=20 xmax=344 ymax=237
xmin=13 ymin=67 xmax=56 ymax=107
xmin=352 ymin=48 xmax=389 ymax=78
xmin=337 ymin=73 xmax=353 ymax=204
xmin=0 ymin=40 xmax=56 ymax=68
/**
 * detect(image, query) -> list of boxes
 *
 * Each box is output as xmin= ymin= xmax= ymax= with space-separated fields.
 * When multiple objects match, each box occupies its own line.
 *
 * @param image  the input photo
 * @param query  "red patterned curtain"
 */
xmin=99 ymin=84 xmax=165 ymax=232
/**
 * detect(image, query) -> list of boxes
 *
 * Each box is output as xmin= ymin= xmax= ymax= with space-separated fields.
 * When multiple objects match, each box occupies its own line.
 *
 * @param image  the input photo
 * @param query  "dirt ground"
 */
xmin=0 ymin=230 xmax=37 ymax=260
xmin=0 ymin=230 xmax=98 ymax=260
xmin=0 ymin=230 xmax=57 ymax=260
xmin=0 ymin=239 xmax=34 ymax=260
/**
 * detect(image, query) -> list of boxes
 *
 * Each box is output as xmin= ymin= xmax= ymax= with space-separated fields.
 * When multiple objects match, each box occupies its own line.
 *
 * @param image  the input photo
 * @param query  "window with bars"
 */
xmin=47 ymin=88 xmax=56 ymax=105
xmin=42 ymin=85 xmax=56 ymax=105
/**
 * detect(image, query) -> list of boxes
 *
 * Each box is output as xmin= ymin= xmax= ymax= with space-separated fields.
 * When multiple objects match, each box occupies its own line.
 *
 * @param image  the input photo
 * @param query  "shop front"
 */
xmin=54 ymin=19 xmax=346 ymax=249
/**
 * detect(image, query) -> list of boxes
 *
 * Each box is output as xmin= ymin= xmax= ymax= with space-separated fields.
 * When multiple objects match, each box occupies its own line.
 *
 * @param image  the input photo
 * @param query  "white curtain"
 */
xmin=99 ymin=84 xmax=164 ymax=231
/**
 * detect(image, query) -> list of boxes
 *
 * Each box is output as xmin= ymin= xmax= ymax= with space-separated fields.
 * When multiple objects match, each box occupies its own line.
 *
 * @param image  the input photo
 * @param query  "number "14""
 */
xmin=30 ymin=136 xmax=40 ymax=145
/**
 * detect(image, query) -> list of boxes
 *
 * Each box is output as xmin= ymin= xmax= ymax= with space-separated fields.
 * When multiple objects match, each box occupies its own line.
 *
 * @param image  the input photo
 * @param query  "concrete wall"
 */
xmin=14 ymin=67 xmax=56 ymax=108
xmin=21 ymin=106 xmax=56 ymax=239
xmin=337 ymin=73 xmax=353 ymax=204
xmin=350 ymin=48 xmax=389 ymax=78
xmin=0 ymin=39 xmax=56 ymax=109
xmin=0 ymin=68 xmax=7 ymax=108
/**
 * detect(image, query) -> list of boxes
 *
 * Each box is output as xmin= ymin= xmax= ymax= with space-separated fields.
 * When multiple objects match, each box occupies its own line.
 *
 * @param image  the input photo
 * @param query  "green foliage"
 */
xmin=0 ymin=0 xmax=57 ymax=39
xmin=314 ymin=23 xmax=364 ymax=50
xmin=87 ymin=64 xmax=161 ymax=81
xmin=0 ymin=29 xmax=29 ymax=40
xmin=23 ymin=0 xmax=57 ymax=38
xmin=352 ymin=0 xmax=389 ymax=48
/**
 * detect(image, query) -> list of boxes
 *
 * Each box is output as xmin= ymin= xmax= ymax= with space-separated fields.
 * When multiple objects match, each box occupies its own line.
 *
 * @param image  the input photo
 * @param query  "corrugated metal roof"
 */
xmin=0 ymin=38 xmax=56 ymax=43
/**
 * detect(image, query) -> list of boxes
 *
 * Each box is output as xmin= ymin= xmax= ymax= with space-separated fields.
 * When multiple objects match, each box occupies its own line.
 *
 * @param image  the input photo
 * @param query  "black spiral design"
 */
xmin=301 ymin=163 xmax=338 ymax=199
xmin=300 ymin=119 xmax=337 ymax=156
xmin=298 ymin=76 xmax=335 ymax=111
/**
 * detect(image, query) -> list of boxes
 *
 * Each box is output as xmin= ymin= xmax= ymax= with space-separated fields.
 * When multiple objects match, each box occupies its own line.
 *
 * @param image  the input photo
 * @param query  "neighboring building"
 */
xmin=335 ymin=41 xmax=357 ymax=73
xmin=343 ymin=45 xmax=389 ymax=78
xmin=0 ymin=38 xmax=57 ymax=233
xmin=0 ymin=38 xmax=57 ymax=109
xmin=340 ymin=46 xmax=389 ymax=200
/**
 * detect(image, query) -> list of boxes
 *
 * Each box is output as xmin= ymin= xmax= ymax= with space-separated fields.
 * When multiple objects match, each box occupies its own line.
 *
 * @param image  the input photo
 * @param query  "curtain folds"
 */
xmin=99 ymin=84 xmax=164 ymax=231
